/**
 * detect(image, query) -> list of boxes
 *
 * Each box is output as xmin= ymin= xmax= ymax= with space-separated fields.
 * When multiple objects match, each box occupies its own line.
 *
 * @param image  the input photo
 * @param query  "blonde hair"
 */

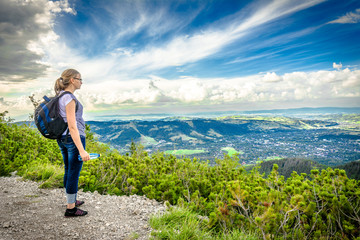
xmin=54 ymin=69 xmax=80 ymax=95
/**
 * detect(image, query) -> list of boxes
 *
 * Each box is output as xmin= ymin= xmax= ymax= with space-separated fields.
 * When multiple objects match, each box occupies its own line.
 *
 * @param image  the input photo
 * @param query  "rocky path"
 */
xmin=0 ymin=175 xmax=165 ymax=240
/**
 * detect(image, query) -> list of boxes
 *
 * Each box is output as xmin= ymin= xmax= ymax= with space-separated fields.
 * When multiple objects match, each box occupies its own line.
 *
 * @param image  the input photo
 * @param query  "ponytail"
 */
xmin=54 ymin=77 xmax=64 ymax=95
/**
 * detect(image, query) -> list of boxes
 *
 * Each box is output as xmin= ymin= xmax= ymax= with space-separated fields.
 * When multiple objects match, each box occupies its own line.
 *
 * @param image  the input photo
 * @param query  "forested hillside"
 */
xmin=246 ymin=158 xmax=360 ymax=180
xmin=246 ymin=158 xmax=327 ymax=179
xmin=1 ymin=112 xmax=360 ymax=239
xmin=336 ymin=160 xmax=360 ymax=180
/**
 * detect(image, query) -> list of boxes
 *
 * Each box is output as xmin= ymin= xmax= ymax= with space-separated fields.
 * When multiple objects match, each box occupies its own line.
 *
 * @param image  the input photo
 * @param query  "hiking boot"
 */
xmin=64 ymin=207 xmax=88 ymax=217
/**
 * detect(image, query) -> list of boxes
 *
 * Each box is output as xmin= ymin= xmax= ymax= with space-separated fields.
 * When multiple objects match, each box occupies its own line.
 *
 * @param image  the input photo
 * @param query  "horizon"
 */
xmin=1 ymin=0 xmax=360 ymax=121
xmin=14 ymin=106 xmax=360 ymax=123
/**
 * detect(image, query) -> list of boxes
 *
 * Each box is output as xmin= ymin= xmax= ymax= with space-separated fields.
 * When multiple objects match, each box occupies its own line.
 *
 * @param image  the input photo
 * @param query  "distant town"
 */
xmin=155 ymin=129 xmax=360 ymax=166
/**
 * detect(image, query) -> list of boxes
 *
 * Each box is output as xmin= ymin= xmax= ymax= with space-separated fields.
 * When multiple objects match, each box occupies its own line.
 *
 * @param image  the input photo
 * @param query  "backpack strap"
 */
xmin=63 ymin=128 xmax=70 ymax=143
xmin=58 ymin=91 xmax=80 ymax=142
xmin=43 ymin=96 xmax=51 ymax=102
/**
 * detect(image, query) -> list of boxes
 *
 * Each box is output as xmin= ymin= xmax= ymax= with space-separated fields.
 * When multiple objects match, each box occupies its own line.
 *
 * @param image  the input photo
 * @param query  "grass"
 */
xmin=149 ymin=207 xmax=258 ymax=240
xmin=221 ymin=147 xmax=244 ymax=157
xmin=124 ymin=232 xmax=140 ymax=240
xmin=21 ymin=163 xmax=64 ymax=188
xmin=140 ymin=135 xmax=158 ymax=146
xmin=255 ymin=156 xmax=284 ymax=164
xmin=265 ymin=156 xmax=283 ymax=161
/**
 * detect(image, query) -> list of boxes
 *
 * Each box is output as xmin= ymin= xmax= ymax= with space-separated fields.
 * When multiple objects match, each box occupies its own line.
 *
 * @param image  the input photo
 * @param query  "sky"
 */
xmin=0 ymin=0 xmax=359 ymax=121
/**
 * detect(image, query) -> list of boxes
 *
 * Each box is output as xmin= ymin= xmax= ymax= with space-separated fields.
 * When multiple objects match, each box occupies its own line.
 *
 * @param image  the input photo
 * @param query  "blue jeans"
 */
xmin=57 ymin=135 xmax=85 ymax=204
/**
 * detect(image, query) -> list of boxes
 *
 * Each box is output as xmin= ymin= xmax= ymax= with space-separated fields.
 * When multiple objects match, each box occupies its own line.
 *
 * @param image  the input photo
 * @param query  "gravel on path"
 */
xmin=0 ymin=175 xmax=166 ymax=240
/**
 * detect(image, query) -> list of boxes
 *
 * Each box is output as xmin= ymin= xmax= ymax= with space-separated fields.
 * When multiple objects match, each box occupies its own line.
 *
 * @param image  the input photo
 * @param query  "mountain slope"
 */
xmin=336 ymin=160 xmax=360 ymax=180
xmin=247 ymin=158 xmax=360 ymax=180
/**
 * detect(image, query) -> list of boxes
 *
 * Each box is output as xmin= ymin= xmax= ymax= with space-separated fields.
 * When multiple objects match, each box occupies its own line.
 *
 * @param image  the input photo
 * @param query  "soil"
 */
xmin=0 ymin=174 xmax=166 ymax=240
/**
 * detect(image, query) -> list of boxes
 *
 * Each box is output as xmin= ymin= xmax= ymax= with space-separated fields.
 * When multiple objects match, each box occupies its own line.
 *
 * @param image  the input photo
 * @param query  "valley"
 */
xmin=87 ymin=114 xmax=360 ymax=166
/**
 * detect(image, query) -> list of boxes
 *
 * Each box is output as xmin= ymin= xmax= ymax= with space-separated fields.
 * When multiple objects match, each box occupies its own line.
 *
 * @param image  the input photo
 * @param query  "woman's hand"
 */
xmin=80 ymin=151 xmax=90 ymax=161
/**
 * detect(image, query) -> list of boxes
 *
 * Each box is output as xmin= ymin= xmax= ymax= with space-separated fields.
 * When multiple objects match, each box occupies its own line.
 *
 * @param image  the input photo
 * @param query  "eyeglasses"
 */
xmin=74 ymin=77 xmax=82 ymax=82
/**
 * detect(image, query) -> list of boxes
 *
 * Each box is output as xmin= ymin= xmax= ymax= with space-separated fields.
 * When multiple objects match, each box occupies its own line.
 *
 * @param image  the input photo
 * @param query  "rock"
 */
xmin=133 ymin=209 xmax=141 ymax=215
xmin=2 ymin=222 xmax=11 ymax=228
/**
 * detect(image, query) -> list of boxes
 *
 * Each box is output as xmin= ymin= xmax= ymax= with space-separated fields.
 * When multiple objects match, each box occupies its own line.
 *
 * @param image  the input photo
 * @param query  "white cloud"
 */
xmin=263 ymin=72 xmax=283 ymax=82
xmin=118 ymin=31 xmax=232 ymax=71
xmin=2 ymin=68 xmax=359 ymax=121
xmin=328 ymin=9 xmax=360 ymax=24
xmin=107 ymin=1 xmax=203 ymax=41
xmin=107 ymin=0 xmax=327 ymax=73
xmin=72 ymin=68 xmax=360 ymax=108
xmin=231 ymin=0 xmax=325 ymax=35
xmin=333 ymin=62 xmax=343 ymax=70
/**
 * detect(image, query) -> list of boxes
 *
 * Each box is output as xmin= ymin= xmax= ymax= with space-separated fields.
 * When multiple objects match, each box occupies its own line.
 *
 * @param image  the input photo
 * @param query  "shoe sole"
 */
xmin=64 ymin=213 xmax=88 ymax=218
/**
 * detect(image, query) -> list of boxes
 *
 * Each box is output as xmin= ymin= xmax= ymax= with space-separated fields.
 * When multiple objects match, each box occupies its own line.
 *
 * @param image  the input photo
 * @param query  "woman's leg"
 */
xmin=57 ymin=139 xmax=69 ymax=190
xmin=61 ymin=136 xmax=84 ymax=208
xmin=59 ymin=136 xmax=87 ymax=217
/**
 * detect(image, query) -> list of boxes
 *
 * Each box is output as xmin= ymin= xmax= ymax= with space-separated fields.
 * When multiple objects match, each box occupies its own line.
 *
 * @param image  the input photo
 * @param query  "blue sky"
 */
xmin=0 ymin=0 xmax=359 ymax=120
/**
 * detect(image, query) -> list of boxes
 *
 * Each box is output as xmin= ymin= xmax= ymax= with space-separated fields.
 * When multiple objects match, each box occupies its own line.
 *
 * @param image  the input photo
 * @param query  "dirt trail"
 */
xmin=0 ymin=175 xmax=165 ymax=240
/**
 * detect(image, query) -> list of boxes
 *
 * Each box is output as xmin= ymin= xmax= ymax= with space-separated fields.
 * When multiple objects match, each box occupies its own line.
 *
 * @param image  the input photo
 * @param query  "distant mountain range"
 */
xmin=87 ymin=115 xmax=338 ymax=149
xmin=241 ymin=107 xmax=360 ymax=115
xmin=89 ymin=107 xmax=360 ymax=121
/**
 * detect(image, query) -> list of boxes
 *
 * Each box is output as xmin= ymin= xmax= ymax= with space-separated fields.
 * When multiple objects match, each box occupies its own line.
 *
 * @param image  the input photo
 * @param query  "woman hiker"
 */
xmin=54 ymin=68 xmax=90 ymax=217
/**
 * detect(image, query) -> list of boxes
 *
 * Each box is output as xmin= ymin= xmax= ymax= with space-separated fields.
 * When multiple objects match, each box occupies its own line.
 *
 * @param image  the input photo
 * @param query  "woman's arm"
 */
xmin=66 ymin=100 xmax=90 ymax=161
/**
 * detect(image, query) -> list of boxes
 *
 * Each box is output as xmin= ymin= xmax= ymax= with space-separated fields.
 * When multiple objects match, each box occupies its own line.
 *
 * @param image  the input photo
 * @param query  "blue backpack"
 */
xmin=34 ymin=91 xmax=77 ymax=139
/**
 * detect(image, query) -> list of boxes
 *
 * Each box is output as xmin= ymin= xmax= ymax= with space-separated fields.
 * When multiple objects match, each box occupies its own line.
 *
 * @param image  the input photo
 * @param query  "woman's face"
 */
xmin=72 ymin=74 xmax=82 ymax=89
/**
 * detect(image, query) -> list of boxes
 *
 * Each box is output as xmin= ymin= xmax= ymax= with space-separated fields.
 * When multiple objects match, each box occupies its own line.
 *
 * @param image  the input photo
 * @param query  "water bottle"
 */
xmin=78 ymin=153 xmax=100 ymax=161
